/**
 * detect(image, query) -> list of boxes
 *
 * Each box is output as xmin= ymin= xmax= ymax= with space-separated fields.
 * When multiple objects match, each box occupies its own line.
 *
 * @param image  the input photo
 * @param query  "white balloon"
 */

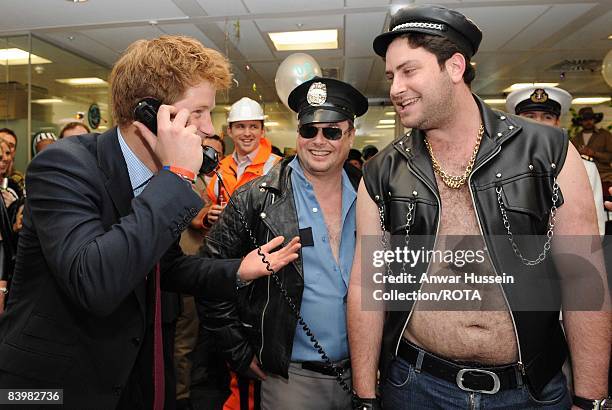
xmin=275 ymin=53 xmax=322 ymax=109
xmin=602 ymin=49 xmax=612 ymax=88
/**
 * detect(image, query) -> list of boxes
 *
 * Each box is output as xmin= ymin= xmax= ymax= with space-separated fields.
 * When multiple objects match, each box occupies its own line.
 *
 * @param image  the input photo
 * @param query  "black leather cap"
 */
xmin=373 ymin=5 xmax=482 ymax=58
xmin=288 ymin=77 xmax=368 ymax=126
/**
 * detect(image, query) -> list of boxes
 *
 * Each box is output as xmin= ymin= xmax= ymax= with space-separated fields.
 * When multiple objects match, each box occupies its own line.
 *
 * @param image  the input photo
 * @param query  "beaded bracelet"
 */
xmin=162 ymin=165 xmax=197 ymax=184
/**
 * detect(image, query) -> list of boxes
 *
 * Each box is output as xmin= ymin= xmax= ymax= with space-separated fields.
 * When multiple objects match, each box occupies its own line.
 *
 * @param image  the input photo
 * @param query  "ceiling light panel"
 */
xmin=56 ymin=77 xmax=108 ymax=86
xmin=0 ymin=48 xmax=52 ymax=65
xmin=572 ymin=97 xmax=611 ymax=104
xmin=269 ymin=29 xmax=338 ymax=51
xmin=503 ymin=83 xmax=559 ymax=93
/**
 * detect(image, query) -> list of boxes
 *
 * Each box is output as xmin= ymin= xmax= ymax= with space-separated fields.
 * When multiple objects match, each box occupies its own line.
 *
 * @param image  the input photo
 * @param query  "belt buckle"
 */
xmin=326 ymin=363 xmax=344 ymax=377
xmin=456 ymin=368 xmax=501 ymax=395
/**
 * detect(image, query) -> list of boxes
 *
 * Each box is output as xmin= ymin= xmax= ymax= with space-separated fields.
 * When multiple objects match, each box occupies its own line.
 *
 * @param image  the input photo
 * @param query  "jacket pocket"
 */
xmin=498 ymin=173 xmax=564 ymax=234
xmin=0 ymin=342 xmax=73 ymax=383
xmin=386 ymin=197 xmax=438 ymax=237
xmin=387 ymin=198 xmax=416 ymax=235
xmin=22 ymin=313 xmax=76 ymax=345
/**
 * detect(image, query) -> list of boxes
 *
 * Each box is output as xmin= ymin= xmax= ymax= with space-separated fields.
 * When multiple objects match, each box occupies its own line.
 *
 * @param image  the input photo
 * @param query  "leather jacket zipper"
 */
xmin=259 ymin=192 xmax=275 ymax=365
xmin=394 ymin=160 xmax=442 ymax=356
xmin=467 ymin=145 xmax=525 ymax=371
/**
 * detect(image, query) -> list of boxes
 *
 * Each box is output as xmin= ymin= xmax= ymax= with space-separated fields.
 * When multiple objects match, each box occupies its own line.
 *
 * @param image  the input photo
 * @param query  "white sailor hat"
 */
xmin=505 ymin=86 xmax=572 ymax=118
xmin=32 ymin=131 xmax=57 ymax=156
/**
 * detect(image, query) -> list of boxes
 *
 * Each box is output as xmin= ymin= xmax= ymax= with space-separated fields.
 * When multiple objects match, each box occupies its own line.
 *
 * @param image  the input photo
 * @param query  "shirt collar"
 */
xmin=117 ymin=127 xmax=154 ymax=194
xmin=233 ymin=145 xmax=260 ymax=165
xmin=288 ymin=156 xmax=357 ymax=197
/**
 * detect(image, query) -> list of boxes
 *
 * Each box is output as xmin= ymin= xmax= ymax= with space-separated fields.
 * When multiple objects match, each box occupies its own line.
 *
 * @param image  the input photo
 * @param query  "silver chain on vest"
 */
xmin=377 ymin=201 xmax=415 ymax=275
xmin=495 ymin=179 xmax=559 ymax=266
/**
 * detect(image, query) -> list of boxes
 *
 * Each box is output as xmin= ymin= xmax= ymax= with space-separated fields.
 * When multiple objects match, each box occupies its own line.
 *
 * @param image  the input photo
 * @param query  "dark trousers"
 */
xmin=117 ymin=322 xmax=177 ymax=410
xmin=189 ymin=327 xmax=231 ymax=410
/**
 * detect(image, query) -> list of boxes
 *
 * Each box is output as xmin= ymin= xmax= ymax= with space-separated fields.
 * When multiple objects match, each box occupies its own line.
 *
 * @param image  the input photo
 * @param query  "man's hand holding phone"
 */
xmin=205 ymin=204 xmax=225 ymax=226
xmin=134 ymin=104 xmax=203 ymax=175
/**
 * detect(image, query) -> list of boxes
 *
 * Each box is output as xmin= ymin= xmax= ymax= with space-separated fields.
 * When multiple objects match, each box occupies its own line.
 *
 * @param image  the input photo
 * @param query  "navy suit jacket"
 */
xmin=0 ymin=128 xmax=240 ymax=409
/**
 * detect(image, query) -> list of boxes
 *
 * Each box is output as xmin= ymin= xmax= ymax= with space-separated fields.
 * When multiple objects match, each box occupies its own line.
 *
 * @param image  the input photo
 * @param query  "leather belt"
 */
xmin=397 ymin=339 xmax=522 ymax=394
xmin=301 ymin=359 xmax=350 ymax=377
xmin=580 ymin=154 xmax=595 ymax=162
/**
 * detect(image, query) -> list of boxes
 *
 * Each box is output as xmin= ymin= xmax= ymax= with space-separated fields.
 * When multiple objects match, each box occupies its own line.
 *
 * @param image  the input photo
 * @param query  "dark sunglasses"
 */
xmin=298 ymin=125 xmax=346 ymax=141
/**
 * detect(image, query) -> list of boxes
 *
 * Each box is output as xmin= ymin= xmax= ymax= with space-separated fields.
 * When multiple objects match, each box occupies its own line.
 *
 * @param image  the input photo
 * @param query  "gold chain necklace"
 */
xmin=424 ymin=124 xmax=484 ymax=189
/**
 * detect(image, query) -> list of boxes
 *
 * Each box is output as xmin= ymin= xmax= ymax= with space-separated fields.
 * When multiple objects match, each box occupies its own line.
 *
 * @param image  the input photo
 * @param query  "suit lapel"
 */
xmin=97 ymin=128 xmax=133 ymax=216
xmin=97 ymin=128 xmax=147 ymax=317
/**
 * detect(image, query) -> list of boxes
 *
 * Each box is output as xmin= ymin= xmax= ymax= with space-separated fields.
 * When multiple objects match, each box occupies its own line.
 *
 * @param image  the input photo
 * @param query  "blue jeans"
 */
xmin=381 ymin=356 xmax=571 ymax=409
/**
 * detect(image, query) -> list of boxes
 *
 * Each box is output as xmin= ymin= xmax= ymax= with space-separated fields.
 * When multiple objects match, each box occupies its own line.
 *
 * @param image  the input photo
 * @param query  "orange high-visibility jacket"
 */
xmin=207 ymin=137 xmax=280 ymax=204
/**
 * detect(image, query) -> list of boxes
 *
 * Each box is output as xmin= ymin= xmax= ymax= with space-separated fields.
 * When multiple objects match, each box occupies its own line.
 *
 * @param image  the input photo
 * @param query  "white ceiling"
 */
xmin=0 ymin=0 xmax=611 ymax=149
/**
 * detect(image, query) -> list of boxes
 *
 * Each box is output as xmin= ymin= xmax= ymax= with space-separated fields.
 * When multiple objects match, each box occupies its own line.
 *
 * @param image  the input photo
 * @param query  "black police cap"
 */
xmin=373 ymin=5 xmax=482 ymax=58
xmin=288 ymin=77 xmax=368 ymax=126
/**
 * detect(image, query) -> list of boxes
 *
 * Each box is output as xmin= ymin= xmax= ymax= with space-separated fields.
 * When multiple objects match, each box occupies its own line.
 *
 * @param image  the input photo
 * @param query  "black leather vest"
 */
xmin=362 ymin=96 xmax=569 ymax=394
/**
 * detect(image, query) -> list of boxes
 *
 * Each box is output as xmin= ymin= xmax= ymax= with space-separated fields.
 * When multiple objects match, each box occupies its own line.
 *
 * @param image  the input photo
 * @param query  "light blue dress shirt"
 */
xmin=288 ymin=157 xmax=357 ymax=362
xmin=117 ymin=128 xmax=154 ymax=197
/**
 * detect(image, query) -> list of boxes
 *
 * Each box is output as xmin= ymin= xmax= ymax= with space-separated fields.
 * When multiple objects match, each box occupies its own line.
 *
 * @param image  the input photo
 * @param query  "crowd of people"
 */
xmin=0 ymin=4 xmax=609 ymax=410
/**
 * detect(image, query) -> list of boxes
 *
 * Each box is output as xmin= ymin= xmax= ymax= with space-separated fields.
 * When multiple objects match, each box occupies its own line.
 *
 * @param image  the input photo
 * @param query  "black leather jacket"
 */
xmin=196 ymin=158 xmax=361 ymax=378
xmin=363 ymin=96 xmax=569 ymax=395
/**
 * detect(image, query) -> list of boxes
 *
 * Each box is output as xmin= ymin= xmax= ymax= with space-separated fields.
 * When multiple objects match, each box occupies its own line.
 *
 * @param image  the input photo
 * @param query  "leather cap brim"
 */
xmin=299 ymin=108 xmax=349 ymax=125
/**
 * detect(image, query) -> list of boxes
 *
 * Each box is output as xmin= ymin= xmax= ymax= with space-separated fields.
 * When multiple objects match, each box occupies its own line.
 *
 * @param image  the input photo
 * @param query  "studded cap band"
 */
xmin=392 ymin=21 xmax=446 ymax=32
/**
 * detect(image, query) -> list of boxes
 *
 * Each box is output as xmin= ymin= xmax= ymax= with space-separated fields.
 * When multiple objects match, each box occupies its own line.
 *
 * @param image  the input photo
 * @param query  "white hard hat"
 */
xmin=227 ymin=97 xmax=265 ymax=123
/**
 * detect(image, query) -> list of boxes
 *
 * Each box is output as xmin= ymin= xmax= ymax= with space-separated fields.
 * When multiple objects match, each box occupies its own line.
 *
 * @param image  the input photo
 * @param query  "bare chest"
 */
xmin=436 ymin=176 xmax=480 ymax=236
xmin=316 ymin=193 xmax=342 ymax=262
xmin=404 ymin=174 xmax=518 ymax=364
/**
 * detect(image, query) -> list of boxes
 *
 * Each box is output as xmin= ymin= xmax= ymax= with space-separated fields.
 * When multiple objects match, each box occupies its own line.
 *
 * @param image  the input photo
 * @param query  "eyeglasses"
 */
xmin=298 ymin=125 xmax=347 ymax=141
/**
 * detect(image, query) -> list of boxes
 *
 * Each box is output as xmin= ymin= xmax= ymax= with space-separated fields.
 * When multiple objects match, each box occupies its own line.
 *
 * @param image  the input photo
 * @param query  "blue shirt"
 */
xmin=288 ymin=157 xmax=356 ymax=362
xmin=117 ymin=128 xmax=154 ymax=197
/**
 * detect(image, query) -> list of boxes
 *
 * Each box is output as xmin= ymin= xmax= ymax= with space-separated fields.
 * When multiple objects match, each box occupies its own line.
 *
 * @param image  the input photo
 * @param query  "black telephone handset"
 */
xmin=133 ymin=98 xmax=220 ymax=176
xmin=133 ymin=97 xmax=162 ymax=136
xmin=201 ymin=146 xmax=219 ymax=175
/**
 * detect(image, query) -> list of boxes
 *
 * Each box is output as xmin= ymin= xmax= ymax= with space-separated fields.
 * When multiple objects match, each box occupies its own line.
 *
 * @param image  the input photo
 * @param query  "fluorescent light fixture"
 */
xmin=378 ymin=119 xmax=395 ymax=124
xmin=484 ymin=99 xmax=507 ymax=105
xmin=0 ymin=48 xmax=52 ymax=65
xmin=268 ymin=29 xmax=338 ymax=51
xmin=572 ymin=97 xmax=611 ymax=105
xmin=32 ymin=98 xmax=63 ymax=104
xmin=363 ymin=139 xmax=379 ymax=143
xmin=376 ymin=125 xmax=395 ymax=129
xmin=385 ymin=111 xmax=396 ymax=116
xmin=56 ymin=77 xmax=108 ymax=86
xmin=503 ymin=83 xmax=559 ymax=93
xmin=264 ymin=121 xmax=279 ymax=127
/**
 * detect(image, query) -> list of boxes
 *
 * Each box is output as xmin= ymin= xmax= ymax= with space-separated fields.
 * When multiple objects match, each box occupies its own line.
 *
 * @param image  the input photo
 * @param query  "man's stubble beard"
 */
xmin=401 ymin=72 xmax=455 ymax=131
